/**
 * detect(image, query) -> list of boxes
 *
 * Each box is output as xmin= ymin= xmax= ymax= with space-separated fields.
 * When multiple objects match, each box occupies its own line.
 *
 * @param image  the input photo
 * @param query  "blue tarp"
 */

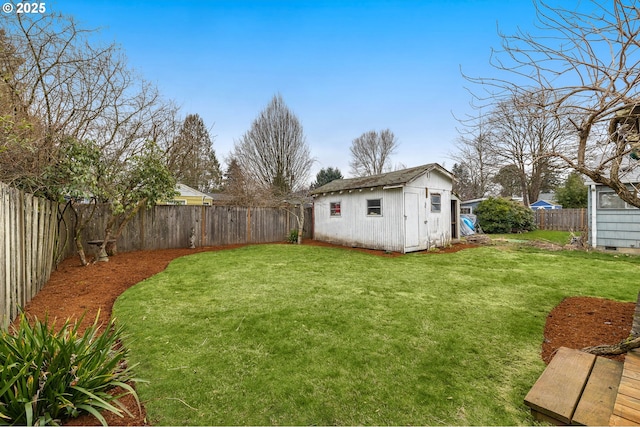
xmin=461 ymin=214 xmax=477 ymax=236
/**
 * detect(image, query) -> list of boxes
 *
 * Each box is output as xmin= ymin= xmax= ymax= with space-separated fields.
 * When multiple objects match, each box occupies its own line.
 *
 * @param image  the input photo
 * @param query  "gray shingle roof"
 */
xmin=311 ymin=163 xmax=451 ymax=194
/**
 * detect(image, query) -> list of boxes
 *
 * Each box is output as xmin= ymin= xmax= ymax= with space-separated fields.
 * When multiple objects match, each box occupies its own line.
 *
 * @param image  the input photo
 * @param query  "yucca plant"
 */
xmin=0 ymin=312 xmax=141 ymax=426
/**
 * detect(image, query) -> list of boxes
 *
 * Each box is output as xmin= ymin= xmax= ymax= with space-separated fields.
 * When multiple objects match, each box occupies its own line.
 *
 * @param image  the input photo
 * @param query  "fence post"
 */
xmin=247 ymin=206 xmax=251 ymax=243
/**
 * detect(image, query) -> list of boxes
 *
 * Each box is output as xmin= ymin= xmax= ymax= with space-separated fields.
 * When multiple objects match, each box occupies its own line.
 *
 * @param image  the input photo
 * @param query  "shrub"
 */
xmin=287 ymin=229 xmax=299 ymax=243
xmin=0 ymin=312 xmax=140 ymax=426
xmin=475 ymin=197 xmax=536 ymax=234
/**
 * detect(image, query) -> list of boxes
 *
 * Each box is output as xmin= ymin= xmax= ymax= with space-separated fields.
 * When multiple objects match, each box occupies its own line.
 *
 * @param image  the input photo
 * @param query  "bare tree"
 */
xmin=0 ymin=12 xmax=178 ymax=197
xmin=0 ymin=27 xmax=44 ymax=189
xmin=486 ymin=90 xmax=569 ymax=206
xmin=166 ymin=113 xmax=222 ymax=192
xmin=349 ymin=129 xmax=398 ymax=177
xmin=1 ymin=11 xmax=180 ymax=263
xmin=466 ymin=0 xmax=640 ymax=208
xmin=450 ymin=118 xmax=496 ymax=199
xmin=232 ymin=94 xmax=314 ymax=196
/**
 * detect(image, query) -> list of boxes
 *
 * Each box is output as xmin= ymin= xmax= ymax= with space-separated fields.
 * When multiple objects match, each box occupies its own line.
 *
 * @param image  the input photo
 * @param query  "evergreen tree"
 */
xmin=168 ymin=113 xmax=222 ymax=193
xmin=311 ymin=167 xmax=343 ymax=189
xmin=555 ymin=172 xmax=588 ymax=208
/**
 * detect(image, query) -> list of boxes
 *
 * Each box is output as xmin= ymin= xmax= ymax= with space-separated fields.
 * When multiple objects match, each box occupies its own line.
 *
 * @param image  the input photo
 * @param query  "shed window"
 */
xmin=330 ymin=201 xmax=341 ymax=216
xmin=431 ymin=193 xmax=442 ymax=212
xmin=367 ymin=199 xmax=382 ymax=216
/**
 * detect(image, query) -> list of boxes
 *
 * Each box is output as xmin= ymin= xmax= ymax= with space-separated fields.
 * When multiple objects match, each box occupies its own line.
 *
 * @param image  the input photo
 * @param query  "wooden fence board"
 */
xmin=0 ymin=184 xmax=62 ymax=330
xmin=1 ymin=184 xmax=9 ymax=328
xmin=535 ymin=208 xmax=587 ymax=232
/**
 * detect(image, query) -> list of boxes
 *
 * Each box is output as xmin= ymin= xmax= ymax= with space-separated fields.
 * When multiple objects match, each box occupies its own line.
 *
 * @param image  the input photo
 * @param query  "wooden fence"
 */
xmin=0 ymin=183 xmax=61 ymax=330
xmin=534 ymin=208 xmax=587 ymax=231
xmin=1 ymin=183 xmax=313 ymax=329
xmin=72 ymin=204 xmax=313 ymax=253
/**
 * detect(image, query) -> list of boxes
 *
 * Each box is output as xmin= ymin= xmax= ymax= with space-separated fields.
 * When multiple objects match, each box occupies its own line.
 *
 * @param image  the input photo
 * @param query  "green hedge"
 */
xmin=475 ymin=197 xmax=536 ymax=234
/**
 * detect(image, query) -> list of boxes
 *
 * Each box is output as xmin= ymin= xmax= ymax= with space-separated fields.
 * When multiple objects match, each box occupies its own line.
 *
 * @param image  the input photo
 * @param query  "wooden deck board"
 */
xmin=610 ymin=350 xmax=640 ymax=426
xmin=615 ymin=394 xmax=640 ymax=413
xmin=623 ymin=369 xmax=640 ymax=382
xmin=611 ymin=414 xmax=639 ymax=426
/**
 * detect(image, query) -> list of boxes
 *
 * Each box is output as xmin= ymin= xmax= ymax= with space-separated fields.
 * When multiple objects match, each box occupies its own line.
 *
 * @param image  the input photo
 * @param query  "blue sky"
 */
xmin=53 ymin=0 xmax=538 ymax=180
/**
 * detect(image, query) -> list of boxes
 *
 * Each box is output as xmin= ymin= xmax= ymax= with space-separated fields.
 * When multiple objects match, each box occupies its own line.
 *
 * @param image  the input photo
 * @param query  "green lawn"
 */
xmin=113 ymin=244 xmax=640 ymax=425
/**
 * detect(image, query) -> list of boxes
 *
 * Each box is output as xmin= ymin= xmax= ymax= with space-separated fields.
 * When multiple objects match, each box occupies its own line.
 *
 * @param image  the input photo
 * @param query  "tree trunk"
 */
xmin=70 ymin=200 xmax=98 ymax=266
xmin=583 ymin=336 xmax=640 ymax=356
xmin=75 ymin=235 xmax=88 ymax=266
xmin=98 ymin=214 xmax=118 ymax=262
xmin=297 ymin=203 xmax=304 ymax=245
xmin=98 ymin=198 xmax=147 ymax=261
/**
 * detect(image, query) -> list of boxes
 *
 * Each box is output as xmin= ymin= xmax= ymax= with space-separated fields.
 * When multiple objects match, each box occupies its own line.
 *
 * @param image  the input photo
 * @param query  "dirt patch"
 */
xmin=16 ymin=241 xmax=636 ymax=425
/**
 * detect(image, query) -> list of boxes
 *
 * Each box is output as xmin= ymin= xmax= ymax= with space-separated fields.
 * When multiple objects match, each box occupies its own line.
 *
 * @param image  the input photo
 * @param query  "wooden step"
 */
xmin=572 ymin=357 xmax=623 ymax=425
xmin=525 ymin=347 xmax=596 ymax=424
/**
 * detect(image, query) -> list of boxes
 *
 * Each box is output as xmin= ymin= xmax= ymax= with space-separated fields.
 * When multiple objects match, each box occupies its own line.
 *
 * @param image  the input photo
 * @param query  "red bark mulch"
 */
xmin=17 ymin=241 xmax=636 ymax=425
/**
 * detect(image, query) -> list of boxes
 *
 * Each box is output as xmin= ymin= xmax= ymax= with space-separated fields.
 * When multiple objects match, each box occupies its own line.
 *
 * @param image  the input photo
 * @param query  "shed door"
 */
xmin=404 ymin=192 xmax=420 ymax=249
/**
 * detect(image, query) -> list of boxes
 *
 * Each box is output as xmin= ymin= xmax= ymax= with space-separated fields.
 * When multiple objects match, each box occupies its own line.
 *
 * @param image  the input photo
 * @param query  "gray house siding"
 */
xmin=588 ymin=184 xmax=640 ymax=252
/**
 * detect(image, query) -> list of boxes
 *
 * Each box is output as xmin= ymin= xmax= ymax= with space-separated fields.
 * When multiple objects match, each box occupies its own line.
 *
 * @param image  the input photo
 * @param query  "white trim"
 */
xmin=590 ymin=184 xmax=597 ymax=248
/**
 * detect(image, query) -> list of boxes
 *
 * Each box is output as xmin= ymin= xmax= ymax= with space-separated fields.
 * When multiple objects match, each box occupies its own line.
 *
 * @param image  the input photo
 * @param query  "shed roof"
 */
xmin=311 ymin=163 xmax=451 ymax=195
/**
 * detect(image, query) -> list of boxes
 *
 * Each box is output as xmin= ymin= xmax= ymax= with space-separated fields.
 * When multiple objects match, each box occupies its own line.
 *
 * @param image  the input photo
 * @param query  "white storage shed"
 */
xmin=311 ymin=164 xmax=459 ymax=253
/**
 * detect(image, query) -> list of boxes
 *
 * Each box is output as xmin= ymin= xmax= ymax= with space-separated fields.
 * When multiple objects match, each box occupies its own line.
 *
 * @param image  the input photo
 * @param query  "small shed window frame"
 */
xmin=330 ymin=201 xmax=342 ymax=217
xmin=367 ymin=198 xmax=382 ymax=216
xmin=598 ymin=190 xmax=637 ymax=209
xmin=431 ymin=193 xmax=442 ymax=213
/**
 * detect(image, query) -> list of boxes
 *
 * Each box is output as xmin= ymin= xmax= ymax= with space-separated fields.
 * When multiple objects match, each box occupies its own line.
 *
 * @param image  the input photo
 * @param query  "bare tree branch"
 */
xmin=465 ymin=0 xmax=640 ymax=208
xmin=349 ymin=129 xmax=398 ymax=177
xmin=232 ymin=94 xmax=314 ymax=197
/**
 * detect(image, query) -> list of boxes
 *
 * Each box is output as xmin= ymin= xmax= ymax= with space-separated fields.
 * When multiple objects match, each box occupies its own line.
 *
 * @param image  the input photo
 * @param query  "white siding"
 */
xmin=406 ymin=170 xmax=453 ymax=250
xmin=313 ymin=168 xmax=455 ymax=253
xmin=314 ymin=188 xmax=404 ymax=252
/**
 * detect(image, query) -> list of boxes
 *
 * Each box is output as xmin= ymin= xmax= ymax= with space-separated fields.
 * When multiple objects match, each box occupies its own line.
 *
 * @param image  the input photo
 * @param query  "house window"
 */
xmin=330 ymin=201 xmax=341 ymax=217
xmin=461 ymin=207 xmax=472 ymax=215
xmin=431 ymin=193 xmax=441 ymax=212
xmin=367 ymin=199 xmax=382 ymax=216
xmin=598 ymin=191 xmax=633 ymax=209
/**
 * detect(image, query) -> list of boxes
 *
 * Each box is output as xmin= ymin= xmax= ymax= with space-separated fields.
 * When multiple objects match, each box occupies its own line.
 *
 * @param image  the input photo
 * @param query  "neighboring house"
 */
xmin=586 ymin=169 xmax=640 ymax=253
xmin=161 ymin=183 xmax=214 ymax=206
xmin=311 ymin=163 xmax=459 ymax=253
xmin=460 ymin=198 xmax=488 ymax=215
xmin=530 ymin=199 xmax=562 ymax=210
